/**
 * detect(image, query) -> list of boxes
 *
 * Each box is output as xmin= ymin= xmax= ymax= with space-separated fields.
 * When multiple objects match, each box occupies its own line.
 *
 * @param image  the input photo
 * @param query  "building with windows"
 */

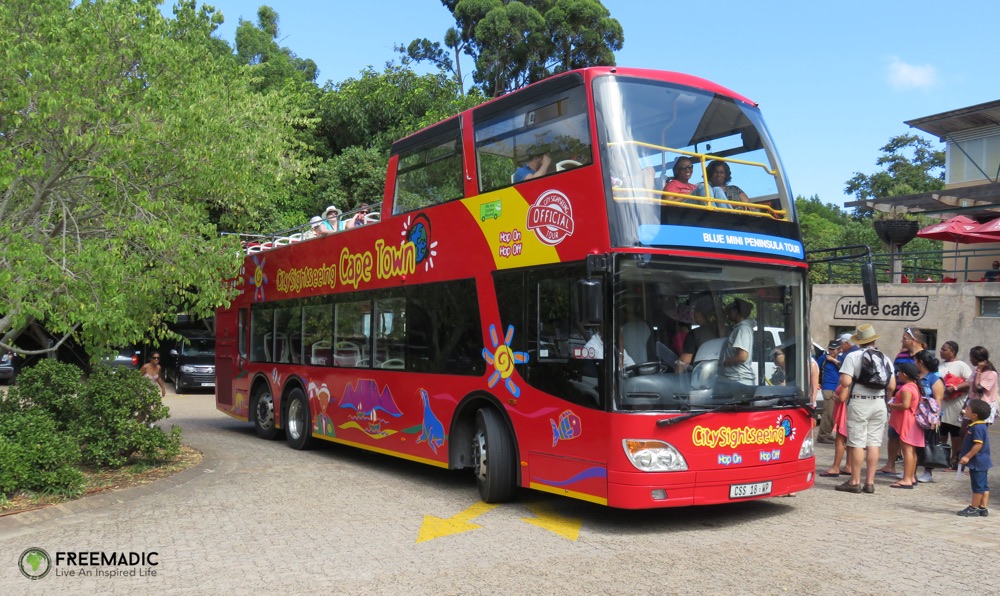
xmin=811 ymin=99 xmax=1000 ymax=351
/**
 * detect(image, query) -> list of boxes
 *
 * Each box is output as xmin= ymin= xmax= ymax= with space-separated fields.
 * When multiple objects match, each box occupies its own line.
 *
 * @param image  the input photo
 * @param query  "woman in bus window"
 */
xmin=706 ymin=160 xmax=749 ymax=204
xmin=664 ymin=158 xmax=696 ymax=195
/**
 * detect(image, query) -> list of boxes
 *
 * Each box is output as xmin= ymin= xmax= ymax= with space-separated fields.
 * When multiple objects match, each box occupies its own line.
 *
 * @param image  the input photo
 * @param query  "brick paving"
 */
xmin=1 ymin=390 xmax=997 ymax=594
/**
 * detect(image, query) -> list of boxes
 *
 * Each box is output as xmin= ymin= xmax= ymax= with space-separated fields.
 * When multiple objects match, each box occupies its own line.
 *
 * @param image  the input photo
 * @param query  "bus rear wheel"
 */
xmin=252 ymin=387 xmax=278 ymax=440
xmin=472 ymin=408 xmax=516 ymax=503
xmin=285 ymin=387 xmax=313 ymax=450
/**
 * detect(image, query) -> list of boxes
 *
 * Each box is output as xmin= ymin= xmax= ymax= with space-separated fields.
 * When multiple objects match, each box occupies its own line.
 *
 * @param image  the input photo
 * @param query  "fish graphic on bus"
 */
xmin=551 ymin=409 xmax=582 ymax=446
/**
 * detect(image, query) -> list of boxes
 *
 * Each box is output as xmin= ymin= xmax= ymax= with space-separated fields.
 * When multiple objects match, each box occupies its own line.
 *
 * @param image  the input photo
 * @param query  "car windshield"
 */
xmin=184 ymin=339 xmax=215 ymax=356
xmin=606 ymin=256 xmax=807 ymax=411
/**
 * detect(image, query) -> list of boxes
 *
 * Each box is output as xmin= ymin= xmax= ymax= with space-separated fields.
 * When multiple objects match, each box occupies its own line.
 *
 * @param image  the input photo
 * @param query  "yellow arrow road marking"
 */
xmin=416 ymin=502 xmax=499 ymax=543
xmin=520 ymin=502 xmax=582 ymax=541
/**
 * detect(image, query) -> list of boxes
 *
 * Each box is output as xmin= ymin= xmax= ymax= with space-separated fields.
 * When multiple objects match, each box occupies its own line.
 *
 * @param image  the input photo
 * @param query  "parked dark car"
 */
xmin=163 ymin=331 xmax=216 ymax=393
xmin=0 ymin=351 xmax=16 ymax=384
xmin=101 ymin=346 xmax=142 ymax=370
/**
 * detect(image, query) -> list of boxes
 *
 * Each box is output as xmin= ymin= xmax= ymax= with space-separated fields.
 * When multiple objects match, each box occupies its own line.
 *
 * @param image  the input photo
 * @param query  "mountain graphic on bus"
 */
xmin=338 ymin=379 xmax=403 ymax=419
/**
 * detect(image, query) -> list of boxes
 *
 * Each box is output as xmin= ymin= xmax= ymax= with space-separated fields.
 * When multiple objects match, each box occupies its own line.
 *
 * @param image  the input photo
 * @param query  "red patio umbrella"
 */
xmin=916 ymin=215 xmax=997 ymax=244
xmin=968 ymin=217 xmax=1000 ymax=239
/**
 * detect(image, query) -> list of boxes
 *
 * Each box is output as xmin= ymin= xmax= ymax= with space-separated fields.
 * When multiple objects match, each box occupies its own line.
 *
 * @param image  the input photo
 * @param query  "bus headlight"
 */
xmin=798 ymin=428 xmax=815 ymax=459
xmin=623 ymin=440 xmax=688 ymax=472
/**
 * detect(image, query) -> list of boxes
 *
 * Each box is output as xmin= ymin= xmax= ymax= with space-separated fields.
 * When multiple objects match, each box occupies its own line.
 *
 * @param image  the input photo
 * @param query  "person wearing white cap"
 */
xmin=303 ymin=215 xmax=324 ymax=240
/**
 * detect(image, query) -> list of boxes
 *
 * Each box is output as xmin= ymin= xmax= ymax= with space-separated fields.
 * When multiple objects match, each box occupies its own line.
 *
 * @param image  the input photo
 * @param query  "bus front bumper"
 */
xmin=606 ymin=457 xmax=815 ymax=509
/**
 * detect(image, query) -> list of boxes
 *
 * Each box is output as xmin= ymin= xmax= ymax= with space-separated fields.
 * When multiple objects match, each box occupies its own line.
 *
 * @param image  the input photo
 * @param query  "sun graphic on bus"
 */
xmin=482 ymin=324 xmax=529 ymax=398
xmin=248 ymin=254 xmax=268 ymax=301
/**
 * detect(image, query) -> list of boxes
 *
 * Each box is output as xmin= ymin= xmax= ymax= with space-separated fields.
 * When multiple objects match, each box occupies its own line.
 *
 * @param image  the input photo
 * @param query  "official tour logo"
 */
xmin=526 ymin=190 xmax=575 ymax=246
xmin=19 ymin=547 xmax=52 ymax=580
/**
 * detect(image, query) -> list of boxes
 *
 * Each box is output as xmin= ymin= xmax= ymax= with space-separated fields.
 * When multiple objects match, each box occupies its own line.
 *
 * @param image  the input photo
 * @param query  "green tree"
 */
xmin=312 ymin=64 xmax=484 ymax=211
xmin=235 ymin=4 xmax=318 ymax=90
xmin=845 ymin=134 xmax=945 ymax=208
xmin=405 ymin=0 xmax=623 ymax=97
xmin=0 ymin=0 xmax=311 ymax=356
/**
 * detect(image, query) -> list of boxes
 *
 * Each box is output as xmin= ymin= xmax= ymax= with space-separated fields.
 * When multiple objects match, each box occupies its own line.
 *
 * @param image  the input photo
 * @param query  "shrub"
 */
xmin=0 ymin=409 xmax=84 ymax=497
xmin=73 ymin=366 xmax=181 ymax=467
xmin=0 ymin=359 xmax=84 ymax=431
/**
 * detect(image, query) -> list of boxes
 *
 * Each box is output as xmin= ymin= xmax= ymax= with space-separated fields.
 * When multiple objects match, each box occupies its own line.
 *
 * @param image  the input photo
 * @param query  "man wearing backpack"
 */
xmin=834 ymin=324 xmax=895 ymax=494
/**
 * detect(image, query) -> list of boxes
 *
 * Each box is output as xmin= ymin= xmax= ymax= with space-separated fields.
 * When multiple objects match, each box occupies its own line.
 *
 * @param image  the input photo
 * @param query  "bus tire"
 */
xmin=473 ymin=407 xmax=516 ymax=503
xmin=252 ymin=386 xmax=278 ymax=440
xmin=285 ymin=387 xmax=314 ymax=450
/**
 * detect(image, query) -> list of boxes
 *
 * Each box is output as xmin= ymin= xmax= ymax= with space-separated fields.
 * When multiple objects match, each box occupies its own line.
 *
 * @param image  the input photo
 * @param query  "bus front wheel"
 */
xmin=285 ymin=387 xmax=314 ymax=450
xmin=252 ymin=387 xmax=278 ymax=440
xmin=472 ymin=408 xmax=516 ymax=503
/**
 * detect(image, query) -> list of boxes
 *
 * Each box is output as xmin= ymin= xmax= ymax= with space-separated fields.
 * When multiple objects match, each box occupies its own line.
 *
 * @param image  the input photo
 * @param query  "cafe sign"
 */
xmin=833 ymin=296 xmax=927 ymax=322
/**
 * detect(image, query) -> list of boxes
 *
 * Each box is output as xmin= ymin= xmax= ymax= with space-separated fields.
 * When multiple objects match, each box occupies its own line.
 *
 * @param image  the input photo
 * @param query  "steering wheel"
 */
xmin=555 ymin=159 xmax=583 ymax=172
xmin=623 ymin=361 xmax=663 ymax=377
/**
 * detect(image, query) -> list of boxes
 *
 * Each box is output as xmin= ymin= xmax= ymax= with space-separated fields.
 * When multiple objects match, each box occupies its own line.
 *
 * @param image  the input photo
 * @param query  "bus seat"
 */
xmin=311 ymin=340 xmax=331 ymax=365
xmin=380 ymin=358 xmax=404 ymax=369
xmin=364 ymin=212 xmax=381 ymax=224
xmin=334 ymin=341 xmax=360 ymax=366
xmin=621 ymin=321 xmax=653 ymax=363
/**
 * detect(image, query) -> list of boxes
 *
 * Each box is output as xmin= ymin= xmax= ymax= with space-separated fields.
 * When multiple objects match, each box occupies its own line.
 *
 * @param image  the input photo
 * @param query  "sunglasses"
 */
xmin=903 ymin=327 xmax=916 ymax=340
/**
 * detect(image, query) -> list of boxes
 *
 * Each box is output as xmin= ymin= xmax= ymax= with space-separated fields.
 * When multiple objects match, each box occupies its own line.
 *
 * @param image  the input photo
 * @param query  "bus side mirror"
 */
xmin=577 ymin=279 xmax=603 ymax=325
xmin=861 ymin=262 xmax=879 ymax=308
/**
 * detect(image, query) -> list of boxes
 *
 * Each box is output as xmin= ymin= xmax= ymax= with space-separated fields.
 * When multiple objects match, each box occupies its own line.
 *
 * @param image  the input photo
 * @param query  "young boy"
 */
xmin=957 ymin=399 xmax=992 ymax=517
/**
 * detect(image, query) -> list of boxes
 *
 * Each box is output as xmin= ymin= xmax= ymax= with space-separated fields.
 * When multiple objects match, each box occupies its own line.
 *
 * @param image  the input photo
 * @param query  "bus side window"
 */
xmin=391 ymin=119 xmax=464 ymax=215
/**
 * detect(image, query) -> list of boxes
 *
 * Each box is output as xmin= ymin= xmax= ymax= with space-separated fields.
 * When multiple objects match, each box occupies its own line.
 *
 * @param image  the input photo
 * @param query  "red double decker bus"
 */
xmin=215 ymin=67 xmax=814 ymax=508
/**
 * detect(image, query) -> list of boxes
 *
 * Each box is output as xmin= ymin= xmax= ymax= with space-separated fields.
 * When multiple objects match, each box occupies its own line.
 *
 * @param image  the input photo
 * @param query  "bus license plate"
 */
xmin=729 ymin=481 xmax=772 ymax=499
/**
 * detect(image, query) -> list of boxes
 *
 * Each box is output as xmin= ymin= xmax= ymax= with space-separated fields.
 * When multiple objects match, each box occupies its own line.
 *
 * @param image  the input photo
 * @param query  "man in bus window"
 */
xmin=720 ymin=298 xmax=755 ymax=384
xmin=513 ymin=151 xmax=551 ymax=183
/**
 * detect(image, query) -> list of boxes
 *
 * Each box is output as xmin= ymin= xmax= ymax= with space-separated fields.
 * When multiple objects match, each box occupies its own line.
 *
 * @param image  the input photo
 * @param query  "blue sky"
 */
xmin=192 ymin=0 xmax=1000 ymax=209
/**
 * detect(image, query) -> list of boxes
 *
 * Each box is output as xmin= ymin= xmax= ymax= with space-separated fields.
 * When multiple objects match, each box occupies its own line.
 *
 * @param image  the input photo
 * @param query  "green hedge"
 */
xmin=0 ymin=359 xmax=183 ymax=499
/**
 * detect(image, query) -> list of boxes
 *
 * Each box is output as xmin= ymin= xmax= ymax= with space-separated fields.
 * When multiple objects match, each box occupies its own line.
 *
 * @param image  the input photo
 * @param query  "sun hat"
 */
xmin=666 ymin=305 xmax=695 ymax=325
xmin=323 ymin=205 xmax=341 ymax=217
xmin=850 ymin=324 xmax=880 ymax=345
xmin=309 ymin=215 xmax=322 ymax=224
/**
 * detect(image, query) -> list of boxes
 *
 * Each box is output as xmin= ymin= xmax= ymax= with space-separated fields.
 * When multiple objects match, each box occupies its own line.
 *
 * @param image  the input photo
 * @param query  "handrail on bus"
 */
xmin=606 ymin=141 xmax=788 ymax=221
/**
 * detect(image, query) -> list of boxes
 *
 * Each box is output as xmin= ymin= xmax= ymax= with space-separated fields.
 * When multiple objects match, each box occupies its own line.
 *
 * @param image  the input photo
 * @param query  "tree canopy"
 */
xmin=404 ymin=0 xmax=624 ymax=96
xmin=845 ymin=134 xmax=945 ymax=207
xmin=0 ymin=0 xmax=311 ymax=354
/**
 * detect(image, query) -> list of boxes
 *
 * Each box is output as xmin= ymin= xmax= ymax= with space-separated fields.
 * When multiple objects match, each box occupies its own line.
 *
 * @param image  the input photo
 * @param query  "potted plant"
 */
xmin=873 ymin=209 xmax=919 ymax=246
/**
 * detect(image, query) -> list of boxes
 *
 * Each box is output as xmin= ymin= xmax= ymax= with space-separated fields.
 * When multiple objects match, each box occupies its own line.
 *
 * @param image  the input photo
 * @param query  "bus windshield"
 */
xmin=594 ymin=76 xmax=795 ymax=248
xmin=608 ymin=256 xmax=806 ymax=412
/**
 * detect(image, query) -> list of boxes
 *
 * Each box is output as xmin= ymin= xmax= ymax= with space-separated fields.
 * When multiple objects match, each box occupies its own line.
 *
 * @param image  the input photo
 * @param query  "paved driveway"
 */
xmin=1 ymin=389 xmax=996 ymax=594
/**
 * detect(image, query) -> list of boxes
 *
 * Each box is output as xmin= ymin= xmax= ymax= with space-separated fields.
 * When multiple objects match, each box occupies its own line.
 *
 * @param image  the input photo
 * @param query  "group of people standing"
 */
xmin=815 ymin=324 xmax=994 ymax=516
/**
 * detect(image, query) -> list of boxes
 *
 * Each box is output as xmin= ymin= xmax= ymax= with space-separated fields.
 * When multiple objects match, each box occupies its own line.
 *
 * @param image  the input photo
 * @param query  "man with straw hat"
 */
xmin=833 ymin=324 xmax=895 ymax=494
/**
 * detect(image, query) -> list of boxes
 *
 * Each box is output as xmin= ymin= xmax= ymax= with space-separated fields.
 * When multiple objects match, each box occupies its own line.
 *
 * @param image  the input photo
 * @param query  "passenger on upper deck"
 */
xmin=303 ymin=216 xmax=324 ymax=240
xmin=664 ymin=158 xmax=697 ymax=195
xmin=705 ymin=160 xmax=749 ymax=205
xmin=513 ymin=151 xmax=552 ymax=183
xmin=321 ymin=206 xmax=341 ymax=234
xmin=345 ymin=203 xmax=369 ymax=229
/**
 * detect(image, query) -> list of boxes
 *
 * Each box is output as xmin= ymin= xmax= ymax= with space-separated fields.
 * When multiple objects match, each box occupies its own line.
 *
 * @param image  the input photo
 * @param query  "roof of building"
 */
xmin=905 ymin=99 xmax=1000 ymax=140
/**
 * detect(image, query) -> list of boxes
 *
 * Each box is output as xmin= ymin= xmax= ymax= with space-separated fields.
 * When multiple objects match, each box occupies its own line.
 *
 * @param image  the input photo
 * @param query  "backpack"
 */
xmin=915 ymin=373 xmax=942 ymax=430
xmin=855 ymin=348 xmax=892 ymax=390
